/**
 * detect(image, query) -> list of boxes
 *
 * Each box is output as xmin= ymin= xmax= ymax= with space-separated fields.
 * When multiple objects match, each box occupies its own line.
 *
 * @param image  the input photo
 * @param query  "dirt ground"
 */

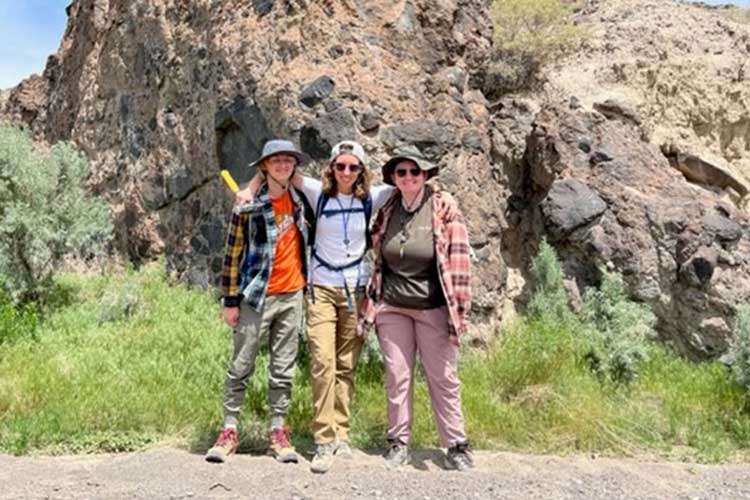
xmin=2 ymin=447 xmax=749 ymax=500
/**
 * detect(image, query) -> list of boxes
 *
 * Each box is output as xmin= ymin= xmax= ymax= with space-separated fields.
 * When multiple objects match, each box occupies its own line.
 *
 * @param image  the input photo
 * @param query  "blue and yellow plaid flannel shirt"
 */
xmin=221 ymin=184 xmax=308 ymax=311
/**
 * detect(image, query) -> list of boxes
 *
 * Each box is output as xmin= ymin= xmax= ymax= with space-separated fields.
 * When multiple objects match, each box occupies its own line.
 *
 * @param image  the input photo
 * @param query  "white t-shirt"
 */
xmin=299 ymin=176 xmax=395 ymax=289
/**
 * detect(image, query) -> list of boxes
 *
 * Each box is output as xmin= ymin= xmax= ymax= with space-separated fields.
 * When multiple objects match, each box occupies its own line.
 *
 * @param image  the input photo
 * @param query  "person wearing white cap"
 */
xmin=236 ymin=141 xmax=457 ymax=473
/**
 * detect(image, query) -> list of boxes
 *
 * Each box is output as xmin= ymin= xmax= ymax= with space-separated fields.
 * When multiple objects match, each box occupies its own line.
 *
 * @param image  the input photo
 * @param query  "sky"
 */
xmin=0 ymin=0 xmax=69 ymax=89
xmin=0 ymin=0 xmax=749 ymax=89
xmin=698 ymin=0 xmax=750 ymax=4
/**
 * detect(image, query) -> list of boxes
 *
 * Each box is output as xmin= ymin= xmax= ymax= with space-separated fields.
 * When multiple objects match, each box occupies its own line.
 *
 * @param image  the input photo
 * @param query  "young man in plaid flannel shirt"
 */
xmin=206 ymin=140 xmax=310 ymax=464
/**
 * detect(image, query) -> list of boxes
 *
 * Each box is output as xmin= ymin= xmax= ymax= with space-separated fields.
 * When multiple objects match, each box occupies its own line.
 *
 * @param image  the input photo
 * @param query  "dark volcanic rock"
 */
xmin=541 ymin=179 xmax=607 ymax=240
xmin=300 ymin=107 xmax=358 ymax=160
xmin=381 ymin=121 xmax=456 ymax=160
xmin=215 ymin=96 xmax=274 ymax=185
xmin=7 ymin=0 xmax=502 ymax=340
xmin=299 ymin=76 xmax=335 ymax=107
xmin=514 ymin=105 xmax=750 ymax=359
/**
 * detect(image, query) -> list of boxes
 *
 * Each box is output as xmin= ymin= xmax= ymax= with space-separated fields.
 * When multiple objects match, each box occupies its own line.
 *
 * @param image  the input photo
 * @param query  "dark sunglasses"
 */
xmin=394 ymin=167 xmax=422 ymax=178
xmin=333 ymin=162 xmax=362 ymax=173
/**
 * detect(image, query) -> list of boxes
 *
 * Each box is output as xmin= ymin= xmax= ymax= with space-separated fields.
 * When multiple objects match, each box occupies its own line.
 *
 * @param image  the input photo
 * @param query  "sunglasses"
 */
xmin=394 ymin=167 xmax=423 ymax=178
xmin=333 ymin=162 xmax=362 ymax=173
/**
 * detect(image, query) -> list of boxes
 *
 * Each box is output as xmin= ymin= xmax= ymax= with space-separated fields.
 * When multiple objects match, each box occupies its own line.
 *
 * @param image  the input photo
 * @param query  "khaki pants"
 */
xmin=306 ymin=286 xmax=365 ymax=445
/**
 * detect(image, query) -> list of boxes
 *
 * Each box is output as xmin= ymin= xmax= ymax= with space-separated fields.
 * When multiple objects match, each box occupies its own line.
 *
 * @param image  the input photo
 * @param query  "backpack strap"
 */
xmin=315 ymin=192 xmax=329 ymax=220
xmin=308 ymin=192 xmax=372 ymax=310
xmin=363 ymin=194 xmax=373 ymax=249
xmin=311 ymin=249 xmax=363 ymax=310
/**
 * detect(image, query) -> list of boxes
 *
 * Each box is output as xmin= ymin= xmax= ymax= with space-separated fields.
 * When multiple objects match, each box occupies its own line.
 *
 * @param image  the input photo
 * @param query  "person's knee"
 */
xmin=227 ymin=361 xmax=255 ymax=381
xmin=311 ymin=358 xmax=335 ymax=381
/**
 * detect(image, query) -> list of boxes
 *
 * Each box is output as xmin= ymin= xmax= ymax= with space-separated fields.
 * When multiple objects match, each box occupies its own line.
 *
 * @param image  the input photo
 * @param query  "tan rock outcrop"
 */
xmin=2 ymin=74 xmax=48 ymax=128
xmin=545 ymin=0 xmax=750 ymax=197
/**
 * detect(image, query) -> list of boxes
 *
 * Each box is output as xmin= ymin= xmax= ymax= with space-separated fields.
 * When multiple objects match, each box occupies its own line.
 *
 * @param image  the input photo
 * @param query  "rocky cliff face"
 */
xmin=4 ymin=0 xmax=750 ymax=356
xmin=3 ymin=0 xmax=506 ymax=339
xmin=509 ymin=104 xmax=750 ymax=359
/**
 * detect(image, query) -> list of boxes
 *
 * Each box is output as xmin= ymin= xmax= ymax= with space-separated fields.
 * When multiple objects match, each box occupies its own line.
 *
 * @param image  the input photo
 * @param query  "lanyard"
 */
xmin=333 ymin=195 xmax=356 ymax=247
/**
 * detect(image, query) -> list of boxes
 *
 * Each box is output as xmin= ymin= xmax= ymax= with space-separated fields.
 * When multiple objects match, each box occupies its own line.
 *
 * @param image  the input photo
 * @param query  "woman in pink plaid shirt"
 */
xmin=358 ymin=151 xmax=473 ymax=472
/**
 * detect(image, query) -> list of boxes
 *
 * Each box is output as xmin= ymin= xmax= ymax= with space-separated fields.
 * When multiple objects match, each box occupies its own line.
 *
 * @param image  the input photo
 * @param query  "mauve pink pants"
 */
xmin=375 ymin=304 xmax=467 ymax=448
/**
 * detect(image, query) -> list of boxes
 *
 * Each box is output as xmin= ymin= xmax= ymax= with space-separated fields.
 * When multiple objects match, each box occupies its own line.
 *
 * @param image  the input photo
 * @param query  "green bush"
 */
xmin=527 ymin=239 xmax=573 ymax=323
xmin=488 ymin=0 xmax=582 ymax=97
xmin=582 ymin=270 xmax=657 ymax=386
xmin=527 ymin=242 xmax=656 ymax=386
xmin=0 ymin=122 xmax=112 ymax=305
xmin=721 ymin=305 xmax=750 ymax=411
xmin=97 ymin=282 xmax=140 ymax=324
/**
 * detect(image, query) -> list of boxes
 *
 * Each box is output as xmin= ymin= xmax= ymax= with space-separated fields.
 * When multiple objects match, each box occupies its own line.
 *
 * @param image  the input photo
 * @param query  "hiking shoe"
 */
xmin=269 ymin=426 xmax=298 ymax=463
xmin=446 ymin=442 xmax=474 ymax=471
xmin=334 ymin=440 xmax=354 ymax=460
xmin=310 ymin=442 xmax=336 ymax=474
xmin=205 ymin=427 xmax=239 ymax=463
xmin=383 ymin=438 xmax=409 ymax=470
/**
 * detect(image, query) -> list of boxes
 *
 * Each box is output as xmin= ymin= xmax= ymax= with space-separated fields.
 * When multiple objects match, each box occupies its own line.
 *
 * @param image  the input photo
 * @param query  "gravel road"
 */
xmin=2 ymin=447 xmax=749 ymax=500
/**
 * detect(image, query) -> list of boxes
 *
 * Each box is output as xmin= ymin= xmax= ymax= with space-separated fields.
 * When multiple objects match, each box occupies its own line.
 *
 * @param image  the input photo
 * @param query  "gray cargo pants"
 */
xmin=222 ymin=289 xmax=304 ymax=428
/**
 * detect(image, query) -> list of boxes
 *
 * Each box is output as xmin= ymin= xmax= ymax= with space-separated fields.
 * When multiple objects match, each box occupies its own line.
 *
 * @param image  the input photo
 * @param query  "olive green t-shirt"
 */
xmin=381 ymin=193 xmax=446 ymax=309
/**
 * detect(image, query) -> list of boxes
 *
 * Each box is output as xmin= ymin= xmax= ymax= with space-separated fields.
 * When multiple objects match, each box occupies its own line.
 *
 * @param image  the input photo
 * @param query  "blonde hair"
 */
xmin=321 ymin=159 xmax=371 ymax=200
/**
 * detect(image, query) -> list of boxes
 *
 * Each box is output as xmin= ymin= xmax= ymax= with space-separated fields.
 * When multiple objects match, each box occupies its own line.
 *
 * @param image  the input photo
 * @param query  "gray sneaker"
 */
xmin=446 ymin=442 xmax=474 ymax=471
xmin=384 ymin=439 xmax=409 ymax=470
xmin=310 ymin=442 xmax=336 ymax=474
xmin=334 ymin=440 xmax=354 ymax=460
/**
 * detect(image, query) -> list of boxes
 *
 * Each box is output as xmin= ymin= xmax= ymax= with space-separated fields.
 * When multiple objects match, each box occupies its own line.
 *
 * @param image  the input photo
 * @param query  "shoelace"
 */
xmin=272 ymin=428 xmax=291 ymax=448
xmin=216 ymin=428 xmax=237 ymax=446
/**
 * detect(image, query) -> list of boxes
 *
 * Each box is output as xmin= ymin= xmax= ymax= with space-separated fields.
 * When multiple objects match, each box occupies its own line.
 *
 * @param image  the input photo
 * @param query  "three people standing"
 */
xmin=208 ymin=138 xmax=473 ymax=472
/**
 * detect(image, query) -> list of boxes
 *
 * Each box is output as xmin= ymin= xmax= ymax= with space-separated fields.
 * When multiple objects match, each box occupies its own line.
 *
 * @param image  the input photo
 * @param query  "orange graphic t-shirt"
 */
xmin=267 ymin=191 xmax=306 ymax=295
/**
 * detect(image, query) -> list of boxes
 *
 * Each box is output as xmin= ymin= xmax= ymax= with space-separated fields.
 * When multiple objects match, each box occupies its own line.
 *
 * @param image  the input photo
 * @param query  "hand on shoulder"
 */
xmin=435 ymin=191 xmax=460 ymax=221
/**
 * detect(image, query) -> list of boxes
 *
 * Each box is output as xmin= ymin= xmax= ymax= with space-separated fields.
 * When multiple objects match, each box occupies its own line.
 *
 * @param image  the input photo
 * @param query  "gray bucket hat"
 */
xmin=381 ymin=146 xmax=438 ymax=186
xmin=250 ymin=139 xmax=311 ymax=168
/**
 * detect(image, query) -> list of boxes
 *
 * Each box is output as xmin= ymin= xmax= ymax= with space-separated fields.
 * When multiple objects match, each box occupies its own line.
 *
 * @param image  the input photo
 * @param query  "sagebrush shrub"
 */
xmin=720 ymin=305 xmax=750 ymax=411
xmin=581 ymin=270 xmax=656 ymax=385
xmin=97 ymin=282 xmax=140 ymax=324
xmin=488 ymin=0 xmax=582 ymax=97
xmin=527 ymin=239 xmax=573 ymax=323
xmin=0 ymin=122 xmax=112 ymax=305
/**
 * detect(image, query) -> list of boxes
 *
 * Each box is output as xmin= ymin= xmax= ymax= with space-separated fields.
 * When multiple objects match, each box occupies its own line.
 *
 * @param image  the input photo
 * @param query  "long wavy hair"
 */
xmin=321 ymin=158 xmax=372 ymax=200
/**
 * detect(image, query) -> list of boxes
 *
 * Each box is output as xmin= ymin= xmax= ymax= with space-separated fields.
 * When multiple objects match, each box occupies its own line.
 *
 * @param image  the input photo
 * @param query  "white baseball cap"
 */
xmin=329 ymin=141 xmax=367 ymax=167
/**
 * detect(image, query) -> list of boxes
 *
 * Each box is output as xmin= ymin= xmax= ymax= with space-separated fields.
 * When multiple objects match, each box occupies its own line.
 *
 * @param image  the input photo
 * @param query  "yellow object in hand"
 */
xmin=220 ymin=170 xmax=239 ymax=193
